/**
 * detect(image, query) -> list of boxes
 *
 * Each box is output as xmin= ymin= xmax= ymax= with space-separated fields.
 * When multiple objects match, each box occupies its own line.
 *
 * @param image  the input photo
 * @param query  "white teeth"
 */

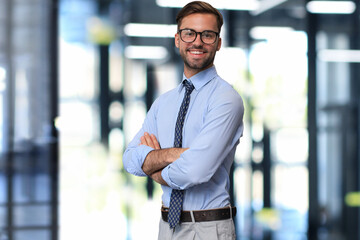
xmin=190 ymin=51 xmax=203 ymax=54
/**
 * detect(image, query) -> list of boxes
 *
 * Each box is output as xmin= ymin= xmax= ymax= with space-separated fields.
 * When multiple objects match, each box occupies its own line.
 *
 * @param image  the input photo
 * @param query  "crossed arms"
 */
xmin=123 ymin=85 xmax=244 ymax=190
xmin=140 ymin=132 xmax=188 ymax=186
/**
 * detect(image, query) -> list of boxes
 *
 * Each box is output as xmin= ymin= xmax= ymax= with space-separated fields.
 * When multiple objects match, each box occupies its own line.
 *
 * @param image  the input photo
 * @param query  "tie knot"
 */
xmin=183 ymin=80 xmax=194 ymax=94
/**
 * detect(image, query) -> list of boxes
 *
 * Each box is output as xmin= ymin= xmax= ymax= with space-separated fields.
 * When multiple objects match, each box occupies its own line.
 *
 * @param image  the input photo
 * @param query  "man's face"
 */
xmin=175 ymin=13 xmax=222 ymax=78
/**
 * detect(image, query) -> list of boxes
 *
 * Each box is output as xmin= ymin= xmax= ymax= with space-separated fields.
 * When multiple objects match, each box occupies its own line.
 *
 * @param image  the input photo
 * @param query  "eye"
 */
xmin=202 ymin=31 xmax=215 ymax=38
xmin=184 ymin=30 xmax=195 ymax=37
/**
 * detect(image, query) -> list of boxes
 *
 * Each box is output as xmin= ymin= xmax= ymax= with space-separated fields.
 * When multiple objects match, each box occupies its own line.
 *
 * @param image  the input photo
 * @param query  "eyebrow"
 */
xmin=180 ymin=28 xmax=218 ymax=33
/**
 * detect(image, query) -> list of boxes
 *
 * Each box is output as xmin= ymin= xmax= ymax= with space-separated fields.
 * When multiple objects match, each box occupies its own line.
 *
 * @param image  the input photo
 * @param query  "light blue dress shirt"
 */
xmin=123 ymin=66 xmax=244 ymax=211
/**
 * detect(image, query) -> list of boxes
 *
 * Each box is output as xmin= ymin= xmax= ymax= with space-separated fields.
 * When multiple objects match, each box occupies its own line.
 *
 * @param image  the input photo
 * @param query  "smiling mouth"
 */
xmin=188 ymin=49 xmax=207 ymax=55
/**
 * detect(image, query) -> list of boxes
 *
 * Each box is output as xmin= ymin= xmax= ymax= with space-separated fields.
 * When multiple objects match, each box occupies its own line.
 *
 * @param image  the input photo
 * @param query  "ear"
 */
xmin=216 ymin=37 xmax=222 ymax=51
xmin=175 ymin=33 xmax=180 ymax=48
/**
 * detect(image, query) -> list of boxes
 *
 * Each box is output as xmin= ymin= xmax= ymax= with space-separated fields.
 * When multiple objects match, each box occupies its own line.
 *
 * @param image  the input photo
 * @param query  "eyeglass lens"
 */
xmin=180 ymin=29 xmax=217 ymax=44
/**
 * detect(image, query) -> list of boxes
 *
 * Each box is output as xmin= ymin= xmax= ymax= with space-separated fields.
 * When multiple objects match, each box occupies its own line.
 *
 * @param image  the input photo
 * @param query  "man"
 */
xmin=123 ymin=1 xmax=244 ymax=239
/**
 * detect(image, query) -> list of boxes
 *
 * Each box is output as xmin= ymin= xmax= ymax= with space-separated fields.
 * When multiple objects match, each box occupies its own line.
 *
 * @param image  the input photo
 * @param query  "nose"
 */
xmin=193 ymin=32 xmax=203 ymax=45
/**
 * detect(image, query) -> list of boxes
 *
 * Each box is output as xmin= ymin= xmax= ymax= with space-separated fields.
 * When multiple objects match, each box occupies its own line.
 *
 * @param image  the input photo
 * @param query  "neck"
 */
xmin=184 ymin=63 xmax=214 ymax=79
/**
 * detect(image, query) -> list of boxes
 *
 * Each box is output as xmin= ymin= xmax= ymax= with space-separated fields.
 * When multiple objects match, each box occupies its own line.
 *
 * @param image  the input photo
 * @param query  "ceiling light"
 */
xmin=124 ymin=23 xmax=177 ymax=38
xmin=156 ymin=0 xmax=259 ymax=11
xmin=318 ymin=49 xmax=360 ymax=62
xmin=251 ymin=0 xmax=287 ymax=15
xmin=250 ymin=26 xmax=294 ymax=40
xmin=124 ymin=46 xmax=168 ymax=60
xmin=306 ymin=1 xmax=356 ymax=14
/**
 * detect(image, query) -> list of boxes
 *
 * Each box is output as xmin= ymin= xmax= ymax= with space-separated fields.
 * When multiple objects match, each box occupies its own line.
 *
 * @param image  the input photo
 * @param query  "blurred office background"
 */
xmin=0 ymin=0 xmax=360 ymax=239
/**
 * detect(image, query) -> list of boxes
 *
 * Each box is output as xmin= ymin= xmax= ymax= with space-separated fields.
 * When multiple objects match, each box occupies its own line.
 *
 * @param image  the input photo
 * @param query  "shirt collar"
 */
xmin=179 ymin=66 xmax=217 ymax=92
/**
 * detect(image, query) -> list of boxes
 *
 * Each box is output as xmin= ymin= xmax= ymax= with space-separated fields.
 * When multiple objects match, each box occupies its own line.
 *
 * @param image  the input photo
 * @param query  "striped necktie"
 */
xmin=168 ymin=80 xmax=194 ymax=228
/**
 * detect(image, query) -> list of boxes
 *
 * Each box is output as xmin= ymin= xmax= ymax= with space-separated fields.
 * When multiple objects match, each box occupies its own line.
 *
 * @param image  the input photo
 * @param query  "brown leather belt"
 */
xmin=161 ymin=206 xmax=236 ymax=223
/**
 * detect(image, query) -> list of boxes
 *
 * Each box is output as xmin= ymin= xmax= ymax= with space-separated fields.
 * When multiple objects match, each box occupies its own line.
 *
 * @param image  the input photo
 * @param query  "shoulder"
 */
xmin=209 ymin=77 xmax=243 ymax=107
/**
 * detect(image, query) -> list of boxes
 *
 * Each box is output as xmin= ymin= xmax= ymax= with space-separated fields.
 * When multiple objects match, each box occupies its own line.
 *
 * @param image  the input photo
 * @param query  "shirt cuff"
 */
xmin=161 ymin=165 xmax=182 ymax=190
xmin=134 ymin=145 xmax=154 ymax=176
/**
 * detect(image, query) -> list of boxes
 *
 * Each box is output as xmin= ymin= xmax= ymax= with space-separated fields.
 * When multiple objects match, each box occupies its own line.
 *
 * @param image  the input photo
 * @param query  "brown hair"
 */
xmin=176 ymin=1 xmax=223 ymax=33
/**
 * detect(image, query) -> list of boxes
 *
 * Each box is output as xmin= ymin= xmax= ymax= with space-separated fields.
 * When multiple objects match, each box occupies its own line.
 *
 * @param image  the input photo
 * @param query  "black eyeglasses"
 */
xmin=178 ymin=29 xmax=219 ymax=44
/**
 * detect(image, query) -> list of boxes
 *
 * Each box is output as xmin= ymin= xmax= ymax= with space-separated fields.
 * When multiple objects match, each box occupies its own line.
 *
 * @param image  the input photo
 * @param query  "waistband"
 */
xmin=161 ymin=206 xmax=236 ymax=223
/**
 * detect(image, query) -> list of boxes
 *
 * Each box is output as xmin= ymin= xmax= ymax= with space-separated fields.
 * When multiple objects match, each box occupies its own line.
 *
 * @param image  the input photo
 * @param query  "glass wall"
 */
xmin=1 ymin=1 xmax=357 ymax=240
xmin=0 ymin=0 xmax=58 ymax=240
xmin=314 ymin=27 xmax=360 ymax=240
xmin=240 ymin=30 xmax=309 ymax=239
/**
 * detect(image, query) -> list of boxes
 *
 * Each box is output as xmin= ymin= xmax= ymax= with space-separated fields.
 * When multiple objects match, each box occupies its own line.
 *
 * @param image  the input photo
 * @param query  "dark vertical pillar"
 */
xmin=4 ymin=0 xmax=14 ymax=239
xmin=244 ymin=11 xmax=253 ymax=239
xmin=350 ymin=0 xmax=360 ymax=238
xmin=306 ymin=3 xmax=320 ymax=239
xmin=145 ymin=64 xmax=155 ymax=199
xmin=49 ymin=0 xmax=59 ymax=239
xmin=99 ymin=44 xmax=110 ymax=146
xmin=225 ymin=9 xmax=236 ymax=209
xmin=263 ymin=128 xmax=271 ymax=208
xmin=341 ymin=107 xmax=351 ymax=238
xmin=263 ymin=128 xmax=272 ymax=240
xmin=226 ymin=10 xmax=236 ymax=47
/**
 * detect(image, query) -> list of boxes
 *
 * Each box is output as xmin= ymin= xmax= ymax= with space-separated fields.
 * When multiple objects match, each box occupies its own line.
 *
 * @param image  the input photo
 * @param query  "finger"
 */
xmin=140 ymin=136 xmax=146 ymax=145
xmin=150 ymin=134 xmax=161 ymax=149
xmin=144 ymin=132 xmax=155 ymax=148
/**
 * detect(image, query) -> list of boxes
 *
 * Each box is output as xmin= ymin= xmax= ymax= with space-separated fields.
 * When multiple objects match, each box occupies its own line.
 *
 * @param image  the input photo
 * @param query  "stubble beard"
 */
xmin=181 ymin=47 xmax=216 ymax=72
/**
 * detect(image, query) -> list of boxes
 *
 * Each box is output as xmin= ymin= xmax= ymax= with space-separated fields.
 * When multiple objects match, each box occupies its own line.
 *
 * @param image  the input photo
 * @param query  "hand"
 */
xmin=140 ymin=132 xmax=160 ymax=149
xmin=150 ymin=171 xmax=168 ymax=186
xmin=140 ymin=132 xmax=188 ymax=178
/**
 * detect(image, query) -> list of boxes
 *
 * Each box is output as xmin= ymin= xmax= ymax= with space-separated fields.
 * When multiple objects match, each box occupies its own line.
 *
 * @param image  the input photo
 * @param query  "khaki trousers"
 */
xmin=158 ymin=218 xmax=236 ymax=240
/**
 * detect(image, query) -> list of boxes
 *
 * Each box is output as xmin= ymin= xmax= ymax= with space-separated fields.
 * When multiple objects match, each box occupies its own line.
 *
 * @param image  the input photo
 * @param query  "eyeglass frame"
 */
xmin=178 ymin=28 xmax=220 ymax=44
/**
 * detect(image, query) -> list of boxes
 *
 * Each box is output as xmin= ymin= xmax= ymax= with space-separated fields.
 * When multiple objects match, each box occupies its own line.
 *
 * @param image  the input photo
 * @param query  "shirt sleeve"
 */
xmin=122 ymin=99 xmax=159 ymax=177
xmin=161 ymin=89 xmax=244 ymax=190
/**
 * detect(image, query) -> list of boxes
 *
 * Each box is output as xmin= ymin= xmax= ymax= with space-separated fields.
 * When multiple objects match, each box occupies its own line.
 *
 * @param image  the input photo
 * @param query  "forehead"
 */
xmin=179 ymin=13 xmax=218 ymax=31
